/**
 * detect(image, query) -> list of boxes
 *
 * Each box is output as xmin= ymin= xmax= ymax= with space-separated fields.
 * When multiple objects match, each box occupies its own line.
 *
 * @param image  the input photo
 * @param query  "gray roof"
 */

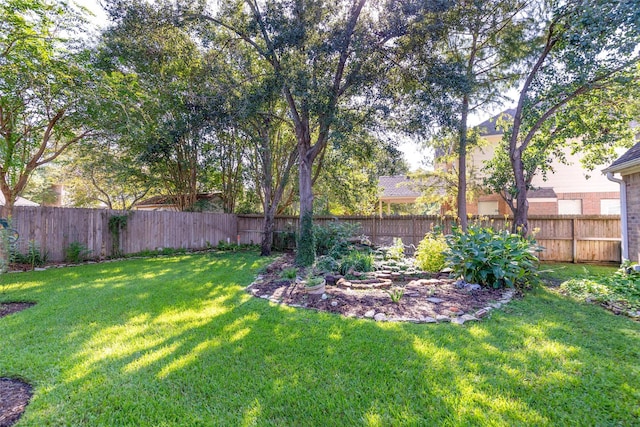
xmin=378 ymin=175 xmax=422 ymax=198
xmin=605 ymin=140 xmax=640 ymax=173
xmin=527 ymin=187 xmax=557 ymax=199
xmin=476 ymin=109 xmax=516 ymax=136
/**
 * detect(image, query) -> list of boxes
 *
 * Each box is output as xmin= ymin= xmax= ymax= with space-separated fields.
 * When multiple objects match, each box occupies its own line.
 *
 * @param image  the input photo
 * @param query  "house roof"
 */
xmin=604 ymin=139 xmax=640 ymax=175
xmin=378 ymin=175 xmax=422 ymax=199
xmin=476 ymin=109 xmax=516 ymax=136
xmin=527 ymin=187 xmax=557 ymax=199
xmin=0 ymin=193 xmax=39 ymax=207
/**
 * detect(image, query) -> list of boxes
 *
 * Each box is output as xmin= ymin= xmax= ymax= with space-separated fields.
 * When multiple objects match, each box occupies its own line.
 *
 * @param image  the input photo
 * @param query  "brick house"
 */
xmin=467 ymin=111 xmax=621 ymax=216
xmin=603 ymin=141 xmax=640 ymax=262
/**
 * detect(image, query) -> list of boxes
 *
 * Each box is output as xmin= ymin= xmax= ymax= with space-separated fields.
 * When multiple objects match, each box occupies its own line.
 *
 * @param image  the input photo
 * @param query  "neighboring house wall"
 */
xmin=625 ymin=172 xmax=640 ymax=262
xmin=466 ymin=123 xmax=620 ymax=216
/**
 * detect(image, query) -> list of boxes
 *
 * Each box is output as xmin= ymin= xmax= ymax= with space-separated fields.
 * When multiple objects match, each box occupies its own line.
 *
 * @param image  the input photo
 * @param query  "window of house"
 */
xmin=478 ymin=201 xmax=499 ymax=216
xmin=600 ymin=199 xmax=620 ymax=215
xmin=558 ymin=199 xmax=582 ymax=215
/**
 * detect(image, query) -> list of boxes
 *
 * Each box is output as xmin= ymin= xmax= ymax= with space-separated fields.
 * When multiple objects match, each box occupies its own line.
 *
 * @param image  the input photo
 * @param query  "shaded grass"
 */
xmin=539 ymin=262 xmax=618 ymax=284
xmin=0 ymin=252 xmax=638 ymax=426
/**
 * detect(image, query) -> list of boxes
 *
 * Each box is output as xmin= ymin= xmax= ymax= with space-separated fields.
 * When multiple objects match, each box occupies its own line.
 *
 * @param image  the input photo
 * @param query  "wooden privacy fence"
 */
xmin=7 ymin=208 xmax=621 ymax=263
xmin=10 ymin=207 xmax=237 ymax=262
xmin=237 ymin=214 xmax=622 ymax=263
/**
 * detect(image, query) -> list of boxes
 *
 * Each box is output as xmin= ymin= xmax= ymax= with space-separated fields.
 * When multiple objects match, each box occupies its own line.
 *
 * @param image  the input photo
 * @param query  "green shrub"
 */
xmin=445 ymin=223 xmax=541 ymax=288
xmin=313 ymin=221 xmax=362 ymax=258
xmin=385 ymin=238 xmax=405 ymax=261
xmin=12 ymin=240 xmax=48 ymax=268
xmin=415 ymin=234 xmax=447 ymax=272
xmin=280 ymin=267 xmax=298 ymax=280
xmin=64 ymin=242 xmax=92 ymax=264
xmin=560 ymin=268 xmax=640 ymax=311
xmin=339 ymin=251 xmax=374 ymax=275
xmin=315 ymin=256 xmax=339 ymax=273
xmin=296 ymin=212 xmax=316 ymax=266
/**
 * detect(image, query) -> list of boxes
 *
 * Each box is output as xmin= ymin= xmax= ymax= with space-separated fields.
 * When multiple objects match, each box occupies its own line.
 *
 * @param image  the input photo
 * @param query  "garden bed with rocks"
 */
xmin=247 ymin=254 xmax=517 ymax=324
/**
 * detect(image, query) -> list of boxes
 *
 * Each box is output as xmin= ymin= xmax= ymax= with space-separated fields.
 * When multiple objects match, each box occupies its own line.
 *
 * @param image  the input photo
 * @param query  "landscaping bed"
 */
xmin=247 ymin=254 xmax=514 ymax=324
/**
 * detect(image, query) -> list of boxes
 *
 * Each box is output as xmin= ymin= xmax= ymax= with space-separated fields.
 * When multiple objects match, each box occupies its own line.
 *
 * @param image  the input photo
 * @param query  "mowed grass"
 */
xmin=1 ymin=252 xmax=639 ymax=426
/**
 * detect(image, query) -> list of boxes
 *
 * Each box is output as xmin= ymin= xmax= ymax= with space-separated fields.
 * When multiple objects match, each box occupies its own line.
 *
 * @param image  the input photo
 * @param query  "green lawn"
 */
xmin=1 ymin=252 xmax=639 ymax=426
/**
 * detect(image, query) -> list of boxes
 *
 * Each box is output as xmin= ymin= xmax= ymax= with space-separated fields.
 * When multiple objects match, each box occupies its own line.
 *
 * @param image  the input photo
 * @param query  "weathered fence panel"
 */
xmin=7 ymin=208 xmax=620 ymax=263
xmin=10 ymin=207 xmax=237 ymax=262
xmin=238 ymin=214 xmax=621 ymax=263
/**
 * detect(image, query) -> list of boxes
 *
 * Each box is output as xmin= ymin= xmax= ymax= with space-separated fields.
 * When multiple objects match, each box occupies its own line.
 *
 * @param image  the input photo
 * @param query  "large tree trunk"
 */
xmin=457 ymin=96 xmax=469 ymax=231
xmin=261 ymin=208 xmax=276 ymax=256
xmin=296 ymin=151 xmax=315 ymax=266
xmin=511 ymin=148 xmax=529 ymax=234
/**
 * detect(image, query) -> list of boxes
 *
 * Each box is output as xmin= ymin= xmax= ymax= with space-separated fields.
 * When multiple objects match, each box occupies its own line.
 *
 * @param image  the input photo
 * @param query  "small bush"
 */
xmin=445 ymin=223 xmax=541 ymax=288
xmin=315 ymin=256 xmax=339 ymax=273
xmin=384 ymin=238 xmax=405 ymax=261
xmin=64 ymin=242 xmax=92 ymax=264
xmin=415 ymin=234 xmax=447 ymax=272
xmin=12 ymin=240 xmax=48 ymax=268
xmin=280 ymin=267 xmax=298 ymax=280
xmin=339 ymin=251 xmax=374 ymax=275
xmin=313 ymin=221 xmax=362 ymax=258
xmin=560 ymin=268 xmax=640 ymax=311
xmin=296 ymin=212 xmax=316 ymax=266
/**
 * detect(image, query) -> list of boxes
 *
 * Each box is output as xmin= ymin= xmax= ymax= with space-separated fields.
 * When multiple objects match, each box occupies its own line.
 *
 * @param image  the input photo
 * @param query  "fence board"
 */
xmin=7 ymin=208 xmax=621 ymax=263
xmin=10 ymin=207 xmax=237 ymax=262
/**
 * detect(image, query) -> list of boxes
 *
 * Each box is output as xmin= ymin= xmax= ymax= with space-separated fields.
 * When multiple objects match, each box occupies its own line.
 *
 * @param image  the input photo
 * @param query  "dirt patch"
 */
xmin=0 ymin=378 xmax=32 ymax=427
xmin=0 ymin=303 xmax=35 ymax=319
xmin=248 ymin=255 xmax=514 ymax=322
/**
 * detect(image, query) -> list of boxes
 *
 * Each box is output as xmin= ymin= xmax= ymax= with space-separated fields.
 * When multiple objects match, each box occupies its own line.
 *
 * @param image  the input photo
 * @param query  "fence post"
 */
xmin=572 ymin=218 xmax=578 ymax=263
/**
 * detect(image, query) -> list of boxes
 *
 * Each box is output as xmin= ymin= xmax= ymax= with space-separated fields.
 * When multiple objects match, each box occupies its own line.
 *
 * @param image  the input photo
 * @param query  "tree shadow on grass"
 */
xmin=1 ymin=253 xmax=639 ymax=425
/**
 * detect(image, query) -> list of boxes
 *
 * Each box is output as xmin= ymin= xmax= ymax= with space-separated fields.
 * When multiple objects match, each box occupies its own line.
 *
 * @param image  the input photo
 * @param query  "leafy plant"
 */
xmin=108 ymin=214 xmax=129 ymax=257
xmin=314 ymin=256 xmax=339 ymax=273
xmin=296 ymin=212 xmax=316 ymax=266
xmin=64 ymin=242 xmax=92 ymax=264
xmin=415 ymin=233 xmax=447 ymax=272
xmin=385 ymin=238 xmax=405 ymax=261
xmin=445 ymin=223 xmax=542 ymax=288
xmin=387 ymin=288 xmax=404 ymax=303
xmin=313 ymin=221 xmax=362 ymax=258
xmin=12 ymin=240 xmax=48 ymax=269
xmin=304 ymin=276 xmax=325 ymax=287
xmin=339 ymin=251 xmax=374 ymax=275
xmin=280 ymin=267 xmax=298 ymax=280
xmin=560 ymin=267 xmax=640 ymax=312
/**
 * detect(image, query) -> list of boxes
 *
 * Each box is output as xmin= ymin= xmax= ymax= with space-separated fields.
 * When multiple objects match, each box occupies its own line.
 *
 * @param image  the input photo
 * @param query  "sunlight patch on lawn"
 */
xmin=157 ymin=339 xmax=222 ymax=379
xmin=122 ymin=342 xmax=182 ymax=374
xmin=241 ymin=398 xmax=262 ymax=427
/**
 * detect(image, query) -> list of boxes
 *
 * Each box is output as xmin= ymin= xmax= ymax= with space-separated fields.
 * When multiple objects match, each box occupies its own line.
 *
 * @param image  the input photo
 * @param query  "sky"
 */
xmin=73 ymin=0 xmax=511 ymax=171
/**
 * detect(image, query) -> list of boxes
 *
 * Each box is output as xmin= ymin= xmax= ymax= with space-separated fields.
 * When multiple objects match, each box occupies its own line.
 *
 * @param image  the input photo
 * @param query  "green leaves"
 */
xmin=445 ymin=222 xmax=542 ymax=288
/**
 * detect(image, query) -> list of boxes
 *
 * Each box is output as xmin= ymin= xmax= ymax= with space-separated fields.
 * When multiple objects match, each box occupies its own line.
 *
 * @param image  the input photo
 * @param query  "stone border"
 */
xmin=246 ymin=275 xmax=517 ymax=325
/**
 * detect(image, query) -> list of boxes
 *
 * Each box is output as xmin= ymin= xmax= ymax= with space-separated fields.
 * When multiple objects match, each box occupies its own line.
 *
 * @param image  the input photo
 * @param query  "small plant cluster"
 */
xmin=11 ymin=240 xmax=48 ymax=269
xmin=445 ymin=223 xmax=542 ymax=289
xmin=414 ymin=233 xmax=447 ymax=273
xmin=312 ymin=222 xmax=375 ymax=277
xmin=64 ymin=242 xmax=92 ymax=264
xmin=217 ymin=241 xmax=260 ymax=252
xmin=560 ymin=266 xmax=640 ymax=312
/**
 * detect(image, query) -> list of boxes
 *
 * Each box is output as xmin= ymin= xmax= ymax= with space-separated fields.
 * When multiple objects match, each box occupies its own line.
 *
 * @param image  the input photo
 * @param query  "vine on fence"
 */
xmin=108 ymin=214 xmax=129 ymax=257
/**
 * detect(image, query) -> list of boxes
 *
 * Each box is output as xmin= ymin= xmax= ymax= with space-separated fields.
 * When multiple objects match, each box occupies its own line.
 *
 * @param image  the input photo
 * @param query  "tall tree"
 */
xmin=0 ymin=0 xmax=99 ymax=216
xmin=199 ymin=0 xmax=448 ymax=265
xmin=100 ymin=2 xmax=225 ymax=211
xmin=437 ymin=0 xmax=531 ymax=230
xmin=491 ymin=0 xmax=640 ymax=233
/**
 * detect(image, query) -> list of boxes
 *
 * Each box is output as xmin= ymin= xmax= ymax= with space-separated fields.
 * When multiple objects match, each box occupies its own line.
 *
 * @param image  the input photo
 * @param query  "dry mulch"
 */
xmin=0 ymin=303 xmax=35 ymax=319
xmin=248 ymin=254 xmax=511 ymax=322
xmin=1 ymin=304 xmax=35 ymax=426
xmin=0 ymin=379 xmax=32 ymax=427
